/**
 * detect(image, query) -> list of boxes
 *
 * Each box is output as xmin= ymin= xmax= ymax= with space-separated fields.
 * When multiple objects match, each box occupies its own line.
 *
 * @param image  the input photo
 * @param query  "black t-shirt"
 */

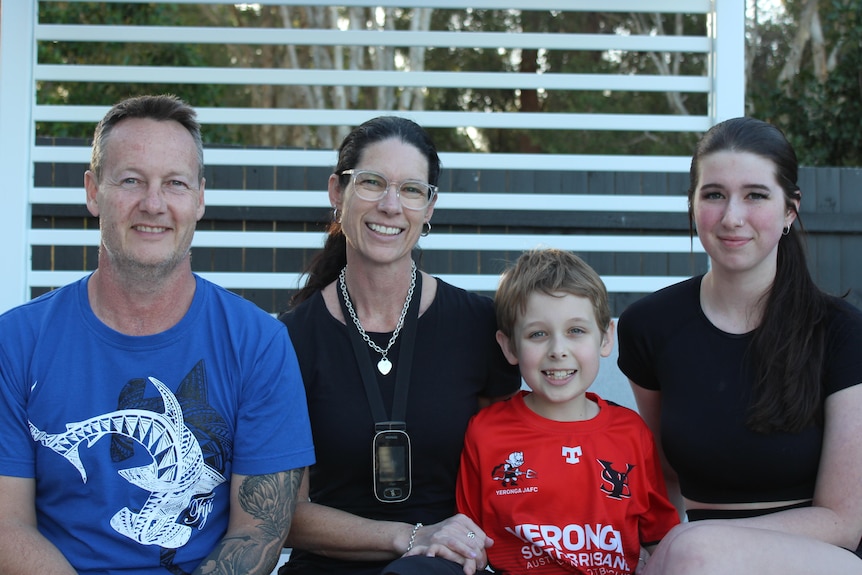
xmin=280 ymin=278 xmax=520 ymax=574
xmin=617 ymin=276 xmax=862 ymax=504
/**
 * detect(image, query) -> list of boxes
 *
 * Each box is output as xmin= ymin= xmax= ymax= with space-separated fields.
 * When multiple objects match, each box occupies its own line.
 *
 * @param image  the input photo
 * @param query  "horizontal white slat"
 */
xmin=34 ymin=65 xmax=711 ymax=93
xmin=421 ymin=234 xmax=703 ymax=253
xmin=32 ymin=146 xmax=692 ymax=173
xmin=437 ymin=194 xmax=689 ymax=212
xmin=36 ymin=25 xmax=710 ymax=53
xmin=32 ymin=146 xmax=336 ymax=167
xmin=32 ymin=187 xmax=689 ymax=212
xmin=29 ymin=229 xmax=703 ymax=253
xmin=27 ymin=270 xmax=690 ymax=295
xmin=31 ymin=188 xmax=328 ymax=208
xmin=40 ymin=0 xmax=713 ymax=13
xmin=34 ymin=106 xmax=713 ymax=132
xmin=446 ymin=274 xmax=692 ymax=293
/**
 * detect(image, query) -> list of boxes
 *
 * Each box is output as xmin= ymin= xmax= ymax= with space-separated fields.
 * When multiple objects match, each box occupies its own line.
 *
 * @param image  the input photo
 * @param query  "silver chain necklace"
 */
xmin=338 ymin=262 xmax=416 ymax=375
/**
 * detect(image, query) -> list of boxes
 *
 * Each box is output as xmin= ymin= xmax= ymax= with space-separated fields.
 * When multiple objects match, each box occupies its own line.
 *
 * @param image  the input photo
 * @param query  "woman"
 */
xmin=617 ymin=117 xmax=862 ymax=574
xmin=279 ymin=116 xmax=521 ymax=575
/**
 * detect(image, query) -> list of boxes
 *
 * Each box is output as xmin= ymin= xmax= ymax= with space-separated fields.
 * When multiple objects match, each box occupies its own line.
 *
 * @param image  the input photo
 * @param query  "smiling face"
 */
xmin=497 ymin=291 xmax=614 ymax=422
xmin=331 ymin=137 xmax=436 ymax=268
xmin=693 ymin=150 xmax=797 ymax=281
xmin=85 ymin=117 xmax=205 ymax=282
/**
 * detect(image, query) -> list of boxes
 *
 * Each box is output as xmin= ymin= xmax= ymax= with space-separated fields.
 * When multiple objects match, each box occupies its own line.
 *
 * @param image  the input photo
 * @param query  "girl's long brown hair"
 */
xmin=689 ymin=117 xmax=831 ymax=433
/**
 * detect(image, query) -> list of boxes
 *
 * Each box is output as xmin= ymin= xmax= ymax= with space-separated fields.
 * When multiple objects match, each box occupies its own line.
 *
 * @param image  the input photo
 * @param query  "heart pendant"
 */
xmin=377 ymin=358 xmax=393 ymax=375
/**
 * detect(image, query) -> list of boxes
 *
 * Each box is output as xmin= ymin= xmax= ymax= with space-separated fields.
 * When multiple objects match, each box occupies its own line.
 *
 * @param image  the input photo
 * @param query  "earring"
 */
xmin=421 ymin=221 xmax=432 ymax=237
xmin=782 ymin=225 xmax=790 ymax=236
xmin=332 ymin=207 xmax=342 ymax=224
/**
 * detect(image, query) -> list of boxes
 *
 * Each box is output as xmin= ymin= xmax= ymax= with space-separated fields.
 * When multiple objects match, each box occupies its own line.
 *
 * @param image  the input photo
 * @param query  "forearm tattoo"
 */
xmin=195 ymin=468 xmax=304 ymax=575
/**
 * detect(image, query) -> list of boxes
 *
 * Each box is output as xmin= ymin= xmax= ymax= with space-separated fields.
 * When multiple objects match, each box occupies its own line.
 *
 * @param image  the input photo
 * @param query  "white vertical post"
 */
xmin=709 ymin=0 xmax=746 ymax=124
xmin=0 ymin=1 xmax=36 ymax=313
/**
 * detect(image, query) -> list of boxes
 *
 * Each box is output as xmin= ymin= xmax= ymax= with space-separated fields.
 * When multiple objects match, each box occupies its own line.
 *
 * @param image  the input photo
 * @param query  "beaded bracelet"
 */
xmin=406 ymin=522 xmax=423 ymax=552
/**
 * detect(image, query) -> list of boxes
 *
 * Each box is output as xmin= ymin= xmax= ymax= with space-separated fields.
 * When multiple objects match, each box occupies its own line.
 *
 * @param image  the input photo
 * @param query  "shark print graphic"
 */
xmin=29 ymin=371 xmax=227 ymax=550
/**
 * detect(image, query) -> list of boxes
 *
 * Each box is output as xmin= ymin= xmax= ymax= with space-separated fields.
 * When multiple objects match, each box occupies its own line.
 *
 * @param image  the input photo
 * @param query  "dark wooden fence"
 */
xmin=32 ymin=143 xmax=862 ymax=316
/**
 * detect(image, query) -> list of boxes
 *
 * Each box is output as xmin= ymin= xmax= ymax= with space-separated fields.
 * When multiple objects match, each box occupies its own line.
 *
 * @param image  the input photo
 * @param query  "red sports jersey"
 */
xmin=457 ymin=391 xmax=679 ymax=575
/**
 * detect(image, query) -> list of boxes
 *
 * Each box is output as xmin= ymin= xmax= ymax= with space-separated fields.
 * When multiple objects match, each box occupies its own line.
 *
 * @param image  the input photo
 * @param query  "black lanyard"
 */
xmin=336 ymin=270 xmax=422 ymax=427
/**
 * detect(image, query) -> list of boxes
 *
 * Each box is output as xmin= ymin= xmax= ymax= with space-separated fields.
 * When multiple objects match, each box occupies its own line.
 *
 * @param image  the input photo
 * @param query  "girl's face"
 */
xmin=330 ymin=138 xmax=436 ymax=268
xmin=693 ymin=150 xmax=797 ymax=280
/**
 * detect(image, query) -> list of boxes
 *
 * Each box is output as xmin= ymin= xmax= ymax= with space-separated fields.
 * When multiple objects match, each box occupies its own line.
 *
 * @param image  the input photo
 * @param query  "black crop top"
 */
xmin=617 ymin=276 xmax=862 ymax=504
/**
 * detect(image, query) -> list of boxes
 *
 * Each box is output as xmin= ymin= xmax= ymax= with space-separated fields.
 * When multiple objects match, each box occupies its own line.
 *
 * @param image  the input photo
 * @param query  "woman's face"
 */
xmin=331 ymin=138 xmax=436 ymax=268
xmin=693 ymin=150 xmax=797 ymax=280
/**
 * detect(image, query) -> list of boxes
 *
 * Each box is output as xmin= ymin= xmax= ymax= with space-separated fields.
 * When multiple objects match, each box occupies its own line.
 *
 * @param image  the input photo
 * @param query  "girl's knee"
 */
xmin=646 ymin=523 xmax=727 ymax=575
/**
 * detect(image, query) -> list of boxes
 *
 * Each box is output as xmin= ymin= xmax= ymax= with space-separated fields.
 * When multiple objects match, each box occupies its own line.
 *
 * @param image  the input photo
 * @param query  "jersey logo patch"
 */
xmin=562 ymin=445 xmax=582 ymax=464
xmin=597 ymin=459 xmax=635 ymax=500
xmin=492 ymin=451 xmax=537 ymax=487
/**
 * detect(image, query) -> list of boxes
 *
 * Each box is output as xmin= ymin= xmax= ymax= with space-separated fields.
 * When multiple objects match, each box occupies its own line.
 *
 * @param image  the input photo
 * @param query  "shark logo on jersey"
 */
xmin=492 ymin=451 xmax=537 ymax=486
xmin=597 ymin=459 xmax=634 ymax=500
xmin=29 ymin=371 xmax=227 ymax=550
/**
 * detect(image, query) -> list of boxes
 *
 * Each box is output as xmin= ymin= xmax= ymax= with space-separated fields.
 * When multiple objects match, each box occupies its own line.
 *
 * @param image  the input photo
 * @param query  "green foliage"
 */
xmin=37 ymin=2 xmax=235 ymax=143
xmin=749 ymin=1 xmax=862 ymax=166
xmin=45 ymin=3 xmax=862 ymax=164
xmin=425 ymin=9 xmax=706 ymax=156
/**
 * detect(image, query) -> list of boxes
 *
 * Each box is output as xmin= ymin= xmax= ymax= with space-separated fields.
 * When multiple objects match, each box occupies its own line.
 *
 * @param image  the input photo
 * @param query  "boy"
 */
xmin=456 ymin=248 xmax=679 ymax=574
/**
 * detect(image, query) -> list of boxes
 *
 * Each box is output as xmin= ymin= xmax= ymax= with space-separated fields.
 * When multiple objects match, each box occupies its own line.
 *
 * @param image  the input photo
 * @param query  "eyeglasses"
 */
xmin=342 ymin=169 xmax=437 ymax=211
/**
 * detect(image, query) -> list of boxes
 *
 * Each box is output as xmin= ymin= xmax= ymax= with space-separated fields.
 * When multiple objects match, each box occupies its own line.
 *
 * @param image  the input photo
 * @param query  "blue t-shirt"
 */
xmin=0 ymin=274 xmax=315 ymax=574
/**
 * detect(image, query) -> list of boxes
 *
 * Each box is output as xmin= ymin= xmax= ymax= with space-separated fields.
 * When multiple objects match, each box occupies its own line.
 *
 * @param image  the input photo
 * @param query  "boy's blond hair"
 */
xmin=495 ymin=248 xmax=611 ymax=344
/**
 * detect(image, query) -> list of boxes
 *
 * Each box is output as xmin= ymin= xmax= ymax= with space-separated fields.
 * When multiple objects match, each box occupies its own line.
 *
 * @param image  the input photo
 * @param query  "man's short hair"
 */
xmin=90 ymin=94 xmax=204 ymax=182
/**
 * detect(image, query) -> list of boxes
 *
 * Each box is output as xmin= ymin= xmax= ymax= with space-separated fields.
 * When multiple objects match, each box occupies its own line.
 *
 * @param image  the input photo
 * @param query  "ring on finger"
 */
xmin=467 ymin=531 xmax=476 ymax=539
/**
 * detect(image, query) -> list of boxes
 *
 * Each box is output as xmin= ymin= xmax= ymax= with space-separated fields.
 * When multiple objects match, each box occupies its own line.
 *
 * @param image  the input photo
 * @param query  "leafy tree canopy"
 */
xmin=747 ymin=0 xmax=861 ymax=166
xmin=35 ymin=2 xmax=862 ymax=166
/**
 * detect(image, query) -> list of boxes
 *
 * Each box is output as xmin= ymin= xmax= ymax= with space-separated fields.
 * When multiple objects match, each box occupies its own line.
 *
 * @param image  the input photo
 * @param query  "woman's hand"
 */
xmin=402 ymin=513 xmax=492 ymax=575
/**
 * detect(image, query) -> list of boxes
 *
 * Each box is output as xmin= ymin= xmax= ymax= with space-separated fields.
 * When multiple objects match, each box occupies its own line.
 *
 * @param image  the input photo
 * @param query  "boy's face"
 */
xmin=496 ymin=291 xmax=614 ymax=421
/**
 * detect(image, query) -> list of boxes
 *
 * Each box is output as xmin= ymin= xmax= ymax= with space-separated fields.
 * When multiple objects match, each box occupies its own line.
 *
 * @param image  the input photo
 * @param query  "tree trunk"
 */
xmin=778 ymin=0 xmax=818 ymax=88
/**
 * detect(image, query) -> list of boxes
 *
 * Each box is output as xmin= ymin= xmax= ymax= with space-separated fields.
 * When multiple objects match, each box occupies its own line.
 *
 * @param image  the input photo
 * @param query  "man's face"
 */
xmin=85 ymin=117 xmax=205 ymax=281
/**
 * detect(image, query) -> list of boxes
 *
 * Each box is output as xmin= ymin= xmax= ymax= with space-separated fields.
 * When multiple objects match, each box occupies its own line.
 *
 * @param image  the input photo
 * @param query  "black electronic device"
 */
xmin=373 ymin=427 xmax=412 ymax=503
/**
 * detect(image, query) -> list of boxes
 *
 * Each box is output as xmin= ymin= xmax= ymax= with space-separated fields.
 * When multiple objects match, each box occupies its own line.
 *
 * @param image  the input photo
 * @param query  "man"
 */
xmin=0 ymin=95 xmax=314 ymax=574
